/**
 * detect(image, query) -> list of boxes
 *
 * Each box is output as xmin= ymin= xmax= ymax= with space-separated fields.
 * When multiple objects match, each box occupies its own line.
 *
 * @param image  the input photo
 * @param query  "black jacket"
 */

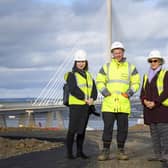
xmin=67 ymin=69 xmax=97 ymax=101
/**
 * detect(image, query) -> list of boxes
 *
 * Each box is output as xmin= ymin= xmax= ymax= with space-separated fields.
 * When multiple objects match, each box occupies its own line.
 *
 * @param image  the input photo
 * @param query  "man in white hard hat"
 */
xmin=96 ymin=41 xmax=140 ymax=161
xmin=140 ymin=50 xmax=168 ymax=168
xmin=111 ymin=41 xmax=125 ymax=52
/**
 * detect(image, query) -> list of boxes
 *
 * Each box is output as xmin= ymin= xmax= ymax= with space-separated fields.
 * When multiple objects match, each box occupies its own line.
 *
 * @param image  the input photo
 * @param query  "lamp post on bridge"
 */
xmin=107 ymin=0 xmax=112 ymax=61
xmin=18 ymin=110 xmax=35 ymax=128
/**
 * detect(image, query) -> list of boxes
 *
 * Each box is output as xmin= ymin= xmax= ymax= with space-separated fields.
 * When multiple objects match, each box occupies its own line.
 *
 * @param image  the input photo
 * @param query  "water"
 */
xmin=6 ymin=117 xmax=140 ymax=130
xmin=1 ymin=98 xmax=143 ymax=130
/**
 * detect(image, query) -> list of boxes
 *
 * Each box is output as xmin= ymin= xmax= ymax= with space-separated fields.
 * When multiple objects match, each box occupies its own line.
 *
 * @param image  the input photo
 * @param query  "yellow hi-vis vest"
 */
xmin=65 ymin=71 xmax=93 ymax=105
xmin=96 ymin=59 xmax=140 ymax=113
xmin=143 ymin=69 xmax=168 ymax=107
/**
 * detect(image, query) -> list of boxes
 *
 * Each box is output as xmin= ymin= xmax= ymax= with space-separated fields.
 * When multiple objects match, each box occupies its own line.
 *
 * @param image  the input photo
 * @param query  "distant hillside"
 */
xmin=0 ymin=98 xmax=35 ymax=103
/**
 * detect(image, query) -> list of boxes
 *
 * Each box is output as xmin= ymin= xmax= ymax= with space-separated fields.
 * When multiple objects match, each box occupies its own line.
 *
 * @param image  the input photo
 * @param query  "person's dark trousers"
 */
xmin=66 ymin=130 xmax=75 ymax=158
xmin=102 ymin=112 xmax=115 ymax=148
xmin=159 ymin=123 xmax=168 ymax=165
xmin=150 ymin=123 xmax=168 ymax=166
xmin=102 ymin=112 xmax=128 ymax=149
xmin=76 ymin=133 xmax=85 ymax=155
xmin=116 ymin=113 xmax=128 ymax=149
xmin=150 ymin=123 xmax=162 ymax=158
xmin=76 ymin=131 xmax=89 ymax=159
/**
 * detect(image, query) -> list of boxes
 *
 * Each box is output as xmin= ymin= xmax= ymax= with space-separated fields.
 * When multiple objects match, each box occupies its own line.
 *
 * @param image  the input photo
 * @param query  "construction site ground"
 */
xmin=0 ymin=125 xmax=162 ymax=168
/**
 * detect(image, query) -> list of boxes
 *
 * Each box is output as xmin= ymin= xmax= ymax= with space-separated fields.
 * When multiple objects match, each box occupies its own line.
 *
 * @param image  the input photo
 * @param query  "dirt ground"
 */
xmin=0 ymin=125 xmax=163 ymax=168
xmin=0 ymin=137 xmax=63 ymax=159
xmin=85 ymin=125 xmax=162 ymax=168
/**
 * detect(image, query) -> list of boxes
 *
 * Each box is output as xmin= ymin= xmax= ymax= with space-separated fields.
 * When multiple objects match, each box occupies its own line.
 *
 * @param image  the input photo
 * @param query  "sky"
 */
xmin=0 ymin=0 xmax=168 ymax=99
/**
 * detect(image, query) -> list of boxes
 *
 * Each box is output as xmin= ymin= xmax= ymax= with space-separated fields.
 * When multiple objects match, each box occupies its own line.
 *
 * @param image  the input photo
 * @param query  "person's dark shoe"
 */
xmin=160 ymin=158 xmax=167 ymax=162
xmin=161 ymin=161 xmax=168 ymax=168
xmin=77 ymin=152 xmax=89 ymax=159
xmin=147 ymin=156 xmax=162 ymax=161
xmin=67 ymin=154 xmax=76 ymax=159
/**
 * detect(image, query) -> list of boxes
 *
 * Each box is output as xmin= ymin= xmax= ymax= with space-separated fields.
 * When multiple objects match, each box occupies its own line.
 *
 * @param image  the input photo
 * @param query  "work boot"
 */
xmin=116 ymin=149 xmax=129 ymax=160
xmin=97 ymin=148 xmax=110 ymax=161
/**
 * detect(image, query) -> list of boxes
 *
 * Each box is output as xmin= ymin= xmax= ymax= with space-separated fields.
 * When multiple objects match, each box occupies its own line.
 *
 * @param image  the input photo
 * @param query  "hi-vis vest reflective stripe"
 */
xmin=143 ymin=70 xmax=168 ymax=106
xmin=69 ymin=71 xmax=93 ymax=105
xmin=106 ymin=61 xmax=132 ymax=91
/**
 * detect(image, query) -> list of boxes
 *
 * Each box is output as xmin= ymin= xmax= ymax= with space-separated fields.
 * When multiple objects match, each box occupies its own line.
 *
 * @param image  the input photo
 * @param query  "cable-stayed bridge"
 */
xmin=31 ymin=47 xmax=104 ymax=106
xmin=0 ymin=35 xmax=106 ymax=128
xmin=0 ymin=0 xmax=143 ymax=129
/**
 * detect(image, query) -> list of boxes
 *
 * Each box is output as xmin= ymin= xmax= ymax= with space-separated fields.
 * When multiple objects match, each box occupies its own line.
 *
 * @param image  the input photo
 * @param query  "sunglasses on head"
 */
xmin=148 ymin=59 xmax=158 ymax=63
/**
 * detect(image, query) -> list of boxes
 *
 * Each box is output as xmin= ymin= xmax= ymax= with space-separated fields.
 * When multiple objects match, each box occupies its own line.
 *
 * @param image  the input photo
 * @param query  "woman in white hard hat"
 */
xmin=140 ymin=50 xmax=168 ymax=167
xmin=65 ymin=49 xmax=98 ymax=159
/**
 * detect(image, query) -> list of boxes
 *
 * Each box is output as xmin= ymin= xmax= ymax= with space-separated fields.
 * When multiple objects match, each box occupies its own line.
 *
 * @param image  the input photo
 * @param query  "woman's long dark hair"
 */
xmin=72 ymin=61 xmax=88 ymax=71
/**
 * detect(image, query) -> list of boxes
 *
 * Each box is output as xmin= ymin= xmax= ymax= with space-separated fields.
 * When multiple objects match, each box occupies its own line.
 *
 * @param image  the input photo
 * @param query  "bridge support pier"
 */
xmin=0 ymin=115 xmax=6 ymax=128
xmin=27 ymin=112 xmax=36 ymax=127
xmin=45 ymin=112 xmax=53 ymax=128
xmin=18 ymin=114 xmax=27 ymax=127
xmin=56 ymin=111 xmax=64 ymax=129
xmin=18 ymin=110 xmax=36 ymax=127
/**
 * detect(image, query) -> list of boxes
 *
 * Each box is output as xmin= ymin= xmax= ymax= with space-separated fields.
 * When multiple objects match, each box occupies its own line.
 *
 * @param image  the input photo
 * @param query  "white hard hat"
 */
xmin=74 ymin=49 xmax=87 ymax=61
xmin=148 ymin=50 xmax=164 ymax=63
xmin=111 ymin=41 xmax=125 ymax=52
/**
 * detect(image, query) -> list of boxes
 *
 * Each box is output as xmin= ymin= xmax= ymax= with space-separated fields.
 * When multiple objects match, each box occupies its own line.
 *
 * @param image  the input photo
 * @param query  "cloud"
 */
xmin=0 ymin=0 xmax=168 ymax=98
xmin=157 ymin=0 xmax=168 ymax=8
xmin=72 ymin=0 xmax=103 ymax=16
